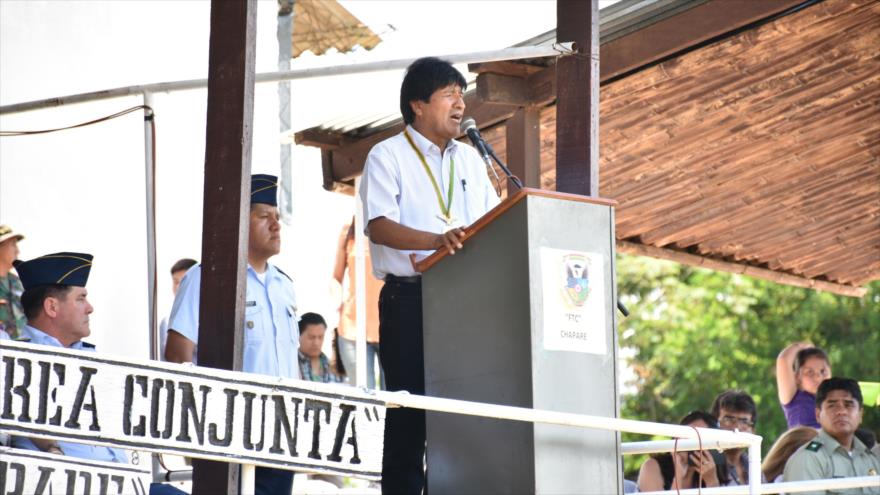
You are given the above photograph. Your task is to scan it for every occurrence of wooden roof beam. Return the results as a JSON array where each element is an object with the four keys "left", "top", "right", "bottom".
[{"left": 617, "top": 241, "right": 868, "bottom": 298}]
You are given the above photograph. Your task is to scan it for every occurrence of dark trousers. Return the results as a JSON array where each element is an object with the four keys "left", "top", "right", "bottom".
[
  {"left": 254, "top": 466, "right": 294, "bottom": 495},
  {"left": 378, "top": 277, "right": 426, "bottom": 494}
]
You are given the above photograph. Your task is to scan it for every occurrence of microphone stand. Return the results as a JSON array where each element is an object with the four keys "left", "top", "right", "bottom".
[{"left": 485, "top": 142, "right": 524, "bottom": 190}]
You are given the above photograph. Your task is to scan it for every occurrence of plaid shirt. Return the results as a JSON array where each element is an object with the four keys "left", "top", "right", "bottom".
[
  {"left": 298, "top": 351, "right": 343, "bottom": 383},
  {"left": 0, "top": 273, "right": 26, "bottom": 340}
]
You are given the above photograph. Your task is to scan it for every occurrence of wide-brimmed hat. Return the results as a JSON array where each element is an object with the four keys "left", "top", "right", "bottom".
[{"left": 0, "top": 225, "right": 24, "bottom": 244}]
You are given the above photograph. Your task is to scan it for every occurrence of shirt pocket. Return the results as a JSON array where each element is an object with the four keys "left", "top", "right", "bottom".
[{"left": 244, "top": 300, "right": 265, "bottom": 343}]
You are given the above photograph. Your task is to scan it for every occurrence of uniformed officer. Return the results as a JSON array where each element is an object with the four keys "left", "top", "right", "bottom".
[
  {"left": 784, "top": 377, "right": 880, "bottom": 494},
  {"left": 10, "top": 252, "right": 187, "bottom": 495},
  {"left": 164, "top": 174, "right": 299, "bottom": 494},
  {"left": 0, "top": 224, "right": 27, "bottom": 339}
]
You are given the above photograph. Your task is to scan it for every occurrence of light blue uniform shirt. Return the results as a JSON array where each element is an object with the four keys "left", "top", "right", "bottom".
[
  {"left": 168, "top": 264, "right": 301, "bottom": 379},
  {"left": 11, "top": 325, "right": 129, "bottom": 463}
]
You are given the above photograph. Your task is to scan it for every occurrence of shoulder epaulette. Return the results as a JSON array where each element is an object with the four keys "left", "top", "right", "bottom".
[
  {"left": 14, "top": 337, "right": 31, "bottom": 342},
  {"left": 805, "top": 440, "right": 823, "bottom": 452},
  {"left": 81, "top": 342, "right": 96, "bottom": 349},
  {"left": 275, "top": 267, "right": 292, "bottom": 282}
]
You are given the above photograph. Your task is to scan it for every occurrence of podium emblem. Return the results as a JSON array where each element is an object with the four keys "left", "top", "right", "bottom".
[{"left": 562, "top": 254, "right": 590, "bottom": 307}]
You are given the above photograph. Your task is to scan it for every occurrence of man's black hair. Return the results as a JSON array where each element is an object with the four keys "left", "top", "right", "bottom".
[
  {"left": 794, "top": 347, "right": 830, "bottom": 373},
  {"left": 20, "top": 285, "right": 72, "bottom": 321},
  {"left": 170, "top": 258, "right": 197, "bottom": 275},
  {"left": 298, "top": 312, "right": 327, "bottom": 334},
  {"left": 816, "top": 377, "right": 863, "bottom": 408},
  {"left": 399, "top": 57, "right": 467, "bottom": 125},
  {"left": 711, "top": 389, "right": 757, "bottom": 424}
]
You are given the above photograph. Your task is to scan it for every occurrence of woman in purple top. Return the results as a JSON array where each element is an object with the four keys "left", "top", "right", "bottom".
[{"left": 775, "top": 342, "right": 831, "bottom": 428}]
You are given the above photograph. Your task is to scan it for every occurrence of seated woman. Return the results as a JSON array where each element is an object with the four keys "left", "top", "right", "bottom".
[
  {"left": 776, "top": 342, "right": 831, "bottom": 428},
  {"left": 761, "top": 426, "right": 818, "bottom": 483},
  {"left": 637, "top": 411, "right": 728, "bottom": 491}
]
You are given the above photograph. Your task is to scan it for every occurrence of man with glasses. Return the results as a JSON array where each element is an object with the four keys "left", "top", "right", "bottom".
[
  {"left": 784, "top": 378, "right": 880, "bottom": 493},
  {"left": 711, "top": 390, "right": 758, "bottom": 485}
]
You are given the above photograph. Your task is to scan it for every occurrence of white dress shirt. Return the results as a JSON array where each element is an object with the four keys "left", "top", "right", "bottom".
[
  {"left": 168, "top": 263, "right": 301, "bottom": 379},
  {"left": 359, "top": 125, "right": 500, "bottom": 278}
]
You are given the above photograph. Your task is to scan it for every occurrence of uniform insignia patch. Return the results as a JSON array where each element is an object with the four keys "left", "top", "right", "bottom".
[{"left": 806, "top": 441, "right": 822, "bottom": 452}]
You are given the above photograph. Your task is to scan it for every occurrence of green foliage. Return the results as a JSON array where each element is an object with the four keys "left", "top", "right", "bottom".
[{"left": 616, "top": 254, "right": 880, "bottom": 479}]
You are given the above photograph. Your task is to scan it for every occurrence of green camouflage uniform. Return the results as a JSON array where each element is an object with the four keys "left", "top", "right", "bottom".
[
  {"left": 784, "top": 428, "right": 880, "bottom": 494},
  {"left": 0, "top": 273, "right": 26, "bottom": 340}
]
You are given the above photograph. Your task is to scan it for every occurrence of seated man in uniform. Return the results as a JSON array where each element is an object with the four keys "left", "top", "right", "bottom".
[
  {"left": 165, "top": 174, "right": 300, "bottom": 494},
  {"left": 11, "top": 252, "right": 186, "bottom": 495},
  {"left": 784, "top": 377, "right": 880, "bottom": 494}
]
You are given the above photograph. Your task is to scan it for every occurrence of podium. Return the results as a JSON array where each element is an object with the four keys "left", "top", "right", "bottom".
[{"left": 417, "top": 188, "right": 622, "bottom": 494}]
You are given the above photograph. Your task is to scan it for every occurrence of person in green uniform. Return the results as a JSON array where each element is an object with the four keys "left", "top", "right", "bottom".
[
  {"left": 0, "top": 225, "right": 26, "bottom": 339},
  {"left": 784, "top": 377, "right": 880, "bottom": 494}
]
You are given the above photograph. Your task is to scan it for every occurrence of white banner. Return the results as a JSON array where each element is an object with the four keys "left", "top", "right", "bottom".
[
  {"left": 0, "top": 446, "right": 152, "bottom": 495},
  {"left": 539, "top": 247, "right": 608, "bottom": 355},
  {"left": 0, "top": 340, "right": 384, "bottom": 479}
]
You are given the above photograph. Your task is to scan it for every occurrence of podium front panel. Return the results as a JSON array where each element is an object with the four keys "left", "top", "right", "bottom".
[{"left": 424, "top": 193, "right": 621, "bottom": 494}]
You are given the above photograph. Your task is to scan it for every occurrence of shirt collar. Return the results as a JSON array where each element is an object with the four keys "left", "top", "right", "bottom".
[
  {"left": 817, "top": 427, "right": 866, "bottom": 453},
  {"left": 405, "top": 124, "right": 458, "bottom": 156},
  {"left": 23, "top": 324, "right": 86, "bottom": 350}
]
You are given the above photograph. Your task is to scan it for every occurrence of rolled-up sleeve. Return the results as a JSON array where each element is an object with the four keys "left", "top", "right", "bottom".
[{"left": 360, "top": 144, "right": 401, "bottom": 232}]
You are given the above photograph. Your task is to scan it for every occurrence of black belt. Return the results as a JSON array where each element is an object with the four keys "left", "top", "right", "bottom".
[{"left": 385, "top": 274, "right": 422, "bottom": 284}]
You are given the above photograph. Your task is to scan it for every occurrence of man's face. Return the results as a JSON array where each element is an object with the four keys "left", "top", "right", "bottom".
[
  {"left": 797, "top": 356, "right": 831, "bottom": 395},
  {"left": 817, "top": 389, "right": 863, "bottom": 441},
  {"left": 410, "top": 84, "right": 465, "bottom": 144},
  {"left": 0, "top": 238, "right": 19, "bottom": 268},
  {"left": 717, "top": 407, "right": 755, "bottom": 433},
  {"left": 52, "top": 287, "right": 93, "bottom": 345},
  {"left": 299, "top": 323, "right": 326, "bottom": 359},
  {"left": 249, "top": 203, "right": 281, "bottom": 260},
  {"left": 171, "top": 269, "right": 187, "bottom": 296}
]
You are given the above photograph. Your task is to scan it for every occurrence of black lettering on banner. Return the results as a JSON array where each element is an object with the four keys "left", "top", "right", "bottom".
[
  {"left": 111, "top": 474, "right": 126, "bottom": 494},
  {"left": 0, "top": 461, "right": 26, "bottom": 495},
  {"left": 98, "top": 472, "right": 110, "bottom": 495},
  {"left": 243, "top": 392, "right": 268, "bottom": 451},
  {"left": 304, "top": 399, "right": 331, "bottom": 460},
  {"left": 150, "top": 378, "right": 175, "bottom": 439},
  {"left": 123, "top": 375, "right": 148, "bottom": 436},
  {"left": 78, "top": 471, "right": 93, "bottom": 494},
  {"left": 269, "top": 396, "right": 301, "bottom": 456},
  {"left": 1, "top": 357, "right": 32, "bottom": 422},
  {"left": 35, "top": 362, "right": 66, "bottom": 426},
  {"left": 176, "top": 382, "right": 209, "bottom": 444},
  {"left": 327, "top": 403, "right": 361, "bottom": 464},
  {"left": 34, "top": 466, "right": 55, "bottom": 495},
  {"left": 208, "top": 388, "right": 237, "bottom": 446},
  {"left": 64, "top": 468, "right": 76, "bottom": 495},
  {"left": 64, "top": 366, "right": 101, "bottom": 431}
]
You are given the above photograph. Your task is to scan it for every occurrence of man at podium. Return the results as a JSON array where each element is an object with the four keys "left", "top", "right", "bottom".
[{"left": 359, "top": 57, "right": 499, "bottom": 493}]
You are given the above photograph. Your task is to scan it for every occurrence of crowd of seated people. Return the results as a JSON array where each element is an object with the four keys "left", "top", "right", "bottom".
[{"left": 631, "top": 343, "right": 879, "bottom": 494}]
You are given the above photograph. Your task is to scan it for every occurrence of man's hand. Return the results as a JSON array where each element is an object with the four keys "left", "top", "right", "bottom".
[{"left": 433, "top": 228, "right": 466, "bottom": 255}]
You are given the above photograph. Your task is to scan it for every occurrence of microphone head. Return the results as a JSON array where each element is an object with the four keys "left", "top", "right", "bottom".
[{"left": 460, "top": 117, "right": 478, "bottom": 134}]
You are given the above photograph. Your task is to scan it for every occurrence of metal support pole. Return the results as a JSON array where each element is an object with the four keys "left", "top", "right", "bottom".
[
  {"left": 240, "top": 464, "right": 255, "bottom": 495},
  {"left": 354, "top": 177, "right": 367, "bottom": 388},
  {"left": 143, "top": 91, "right": 158, "bottom": 361},
  {"left": 748, "top": 439, "right": 762, "bottom": 494}
]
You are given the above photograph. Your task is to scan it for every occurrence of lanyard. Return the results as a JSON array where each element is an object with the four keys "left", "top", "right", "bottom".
[{"left": 404, "top": 129, "right": 455, "bottom": 224}]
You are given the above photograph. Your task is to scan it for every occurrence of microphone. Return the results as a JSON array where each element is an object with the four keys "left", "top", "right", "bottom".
[
  {"left": 460, "top": 117, "right": 491, "bottom": 165},
  {"left": 460, "top": 117, "right": 502, "bottom": 194},
  {"left": 460, "top": 117, "right": 523, "bottom": 191}
]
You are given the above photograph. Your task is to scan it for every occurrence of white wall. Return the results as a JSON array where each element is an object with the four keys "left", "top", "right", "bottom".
[{"left": 1, "top": 0, "right": 567, "bottom": 359}]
